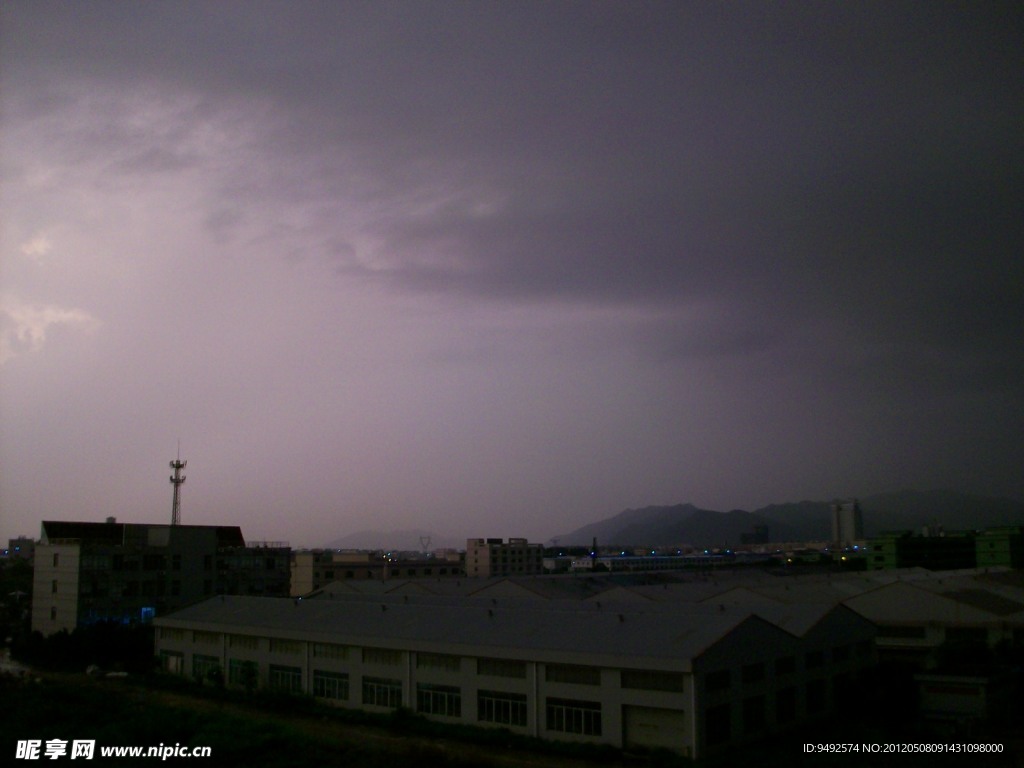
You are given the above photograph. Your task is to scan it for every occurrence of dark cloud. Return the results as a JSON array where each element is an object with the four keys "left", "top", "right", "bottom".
[{"left": 1, "top": 2, "right": 1022, "bottom": 544}]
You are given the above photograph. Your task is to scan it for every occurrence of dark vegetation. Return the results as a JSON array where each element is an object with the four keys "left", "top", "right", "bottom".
[
  {"left": 0, "top": 558, "right": 32, "bottom": 642},
  {"left": 0, "top": 670, "right": 672, "bottom": 768},
  {"left": 0, "top": 674, "right": 483, "bottom": 767},
  {"left": 5, "top": 625, "right": 669, "bottom": 768},
  {"left": 12, "top": 623, "right": 156, "bottom": 674}
]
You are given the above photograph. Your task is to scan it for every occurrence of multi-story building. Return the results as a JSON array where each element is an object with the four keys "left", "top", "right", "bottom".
[
  {"left": 154, "top": 594, "right": 875, "bottom": 758},
  {"left": 975, "top": 527, "right": 1024, "bottom": 569},
  {"left": 31, "top": 519, "right": 290, "bottom": 635},
  {"left": 868, "top": 530, "right": 977, "bottom": 571},
  {"left": 830, "top": 499, "right": 864, "bottom": 549},
  {"left": 466, "top": 538, "right": 543, "bottom": 578},
  {"left": 869, "top": 527, "right": 1024, "bottom": 572},
  {"left": 291, "top": 550, "right": 465, "bottom": 595}
]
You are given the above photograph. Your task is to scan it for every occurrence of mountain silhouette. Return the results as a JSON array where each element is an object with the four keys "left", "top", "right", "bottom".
[{"left": 554, "top": 490, "right": 1024, "bottom": 548}]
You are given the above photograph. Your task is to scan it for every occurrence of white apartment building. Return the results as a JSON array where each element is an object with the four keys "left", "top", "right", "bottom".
[{"left": 466, "top": 538, "right": 544, "bottom": 578}]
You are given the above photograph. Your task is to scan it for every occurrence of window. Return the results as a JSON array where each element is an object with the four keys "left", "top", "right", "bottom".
[
  {"left": 775, "top": 656, "right": 796, "bottom": 676},
  {"left": 228, "top": 659, "right": 258, "bottom": 688},
  {"left": 313, "top": 643, "right": 349, "bottom": 660},
  {"left": 477, "top": 657, "right": 526, "bottom": 678},
  {"left": 192, "top": 654, "right": 220, "bottom": 681},
  {"left": 805, "top": 650, "right": 825, "bottom": 669},
  {"left": 545, "top": 664, "right": 600, "bottom": 686},
  {"left": 806, "top": 679, "right": 827, "bottom": 711},
  {"left": 50, "top": 607, "right": 56, "bottom": 621},
  {"left": 832, "top": 672, "right": 852, "bottom": 709},
  {"left": 742, "top": 663, "right": 765, "bottom": 684},
  {"left": 832, "top": 645, "right": 850, "bottom": 663},
  {"left": 776, "top": 686, "right": 797, "bottom": 723},
  {"left": 705, "top": 669, "right": 731, "bottom": 692},
  {"left": 160, "top": 628, "right": 186, "bottom": 642},
  {"left": 362, "top": 677, "right": 402, "bottom": 708},
  {"left": 478, "top": 691, "right": 527, "bottom": 727},
  {"left": 193, "top": 631, "right": 220, "bottom": 645},
  {"left": 268, "top": 664, "right": 302, "bottom": 693},
  {"left": 416, "top": 684, "right": 461, "bottom": 717},
  {"left": 705, "top": 703, "right": 731, "bottom": 746},
  {"left": 742, "top": 695, "right": 766, "bottom": 733},
  {"left": 51, "top": 580, "right": 58, "bottom": 594},
  {"left": 363, "top": 647, "right": 402, "bottom": 666},
  {"left": 160, "top": 651, "right": 184, "bottom": 675},
  {"left": 53, "top": 553, "right": 59, "bottom": 567},
  {"left": 546, "top": 698, "right": 601, "bottom": 736},
  {"left": 621, "top": 669, "right": 685, "bottom": 692},
  {"left": 312, "top": 670, "right": 349, "bottom": 700},
  {"left": 417, "top": 653, "right": 461, "bottom": 672}
]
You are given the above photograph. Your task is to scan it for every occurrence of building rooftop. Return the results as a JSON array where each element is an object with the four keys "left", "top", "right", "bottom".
[
  {"left": 156, "top": 592, "right": 852, "bottom": 669},
  {"left": 40, "top": 520, "right": 246, "bottom": 547}
]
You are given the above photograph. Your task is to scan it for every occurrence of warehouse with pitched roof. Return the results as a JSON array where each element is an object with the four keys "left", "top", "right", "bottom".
[{"left": 154, "top": 593, "right": 874, "bottom": 757}]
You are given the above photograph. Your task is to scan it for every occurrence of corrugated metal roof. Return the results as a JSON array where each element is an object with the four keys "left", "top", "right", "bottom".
[{"left": 155, "top": 593, "right": 849, "bottom": 668}]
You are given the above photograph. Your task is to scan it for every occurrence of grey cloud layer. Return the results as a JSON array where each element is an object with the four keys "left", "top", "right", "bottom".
[{"left": 2, "top": 2, "right": 1021, "bottom": 541}]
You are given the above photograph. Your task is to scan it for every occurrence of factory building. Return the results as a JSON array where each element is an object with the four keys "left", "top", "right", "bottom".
[{"left": 154, "top": 593, "right": 875, "bottom": 758}]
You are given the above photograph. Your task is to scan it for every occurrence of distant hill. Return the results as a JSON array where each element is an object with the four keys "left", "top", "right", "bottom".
[
  {"left": 554, "top": 503, "right": 797, "bottom": 549},
  {"left": 555, "top": 490, "right": 1024, "bottom": 548}
]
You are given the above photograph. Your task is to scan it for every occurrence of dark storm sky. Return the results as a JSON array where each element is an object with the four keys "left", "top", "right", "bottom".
[{"left": 1, "top": 2, "right": 1021, "bottom": 546}]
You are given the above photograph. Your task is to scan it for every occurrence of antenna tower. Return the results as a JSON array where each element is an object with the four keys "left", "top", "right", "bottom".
[{"left": 169, "top": 446, "right": 187, "bottom": 526}]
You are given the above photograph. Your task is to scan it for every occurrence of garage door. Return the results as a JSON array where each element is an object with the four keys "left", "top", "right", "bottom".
[{"left": 622, "top": 705, "right": 685, "bottom": 752}]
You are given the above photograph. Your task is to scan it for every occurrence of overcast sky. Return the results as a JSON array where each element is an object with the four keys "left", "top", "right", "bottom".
[{"left": 2, "top": 2, "right": 1021, "bottom": 548}]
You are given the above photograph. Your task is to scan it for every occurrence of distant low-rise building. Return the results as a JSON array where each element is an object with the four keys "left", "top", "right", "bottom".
[
  {"left": 466, "top": 538, "right": 543, "bottom": 578},
  {"left": 868, "top": 530, "right": 977, "bottom": 571},
  {"left": 31, "top": 519, "right": 290, "bottom": 636},
  {"left": 3, "top": 537, "right": 35, "bottom": 563},
  {"left": 571, "top": 553, "right": 728, "bottom": 572},
  {"left": 291, "top": 550, "right": 464, "bottom": 595}
]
